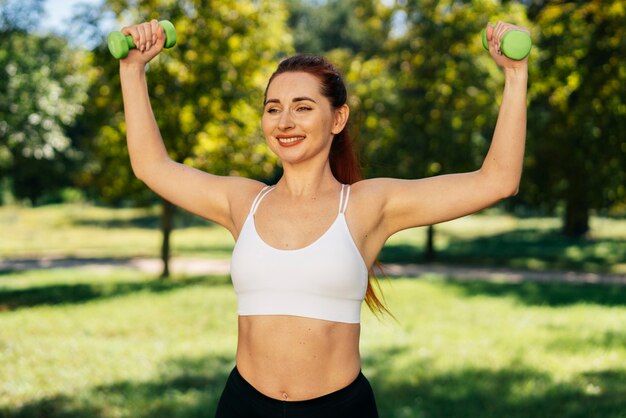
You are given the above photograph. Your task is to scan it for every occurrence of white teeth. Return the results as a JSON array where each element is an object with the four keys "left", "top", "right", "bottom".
[{"left": 277, "top": 136, "right": 305, "bottom": 143}]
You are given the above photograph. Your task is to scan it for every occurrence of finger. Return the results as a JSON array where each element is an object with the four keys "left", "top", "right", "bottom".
[
  {"left": 492, "top": 21, "right": 501, "bottom": 54},
  {"left": 486, "top": 23, "right": 499, "bottom": 56},
  {"left": 150, "top": 19, "right": 160, "bottom": 44},
  {"left": 136, "top": 24, "right": 147, "bottom": 52},
  {"left": 486, "top": 22, "right": 494, "bottom": 42},
  {"left": 143, "top": 22, "right": 153, "bottom": 49},
  {"left": 121, "top": 25, "right": 140, "bottom": 48},
  {"left": 494, "top": 21, "right": 509, "bottom": 55}
]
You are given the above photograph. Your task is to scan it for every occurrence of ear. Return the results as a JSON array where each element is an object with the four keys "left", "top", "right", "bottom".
[{"left": 331, "top": 104, "right": 350, "bottom": 135}]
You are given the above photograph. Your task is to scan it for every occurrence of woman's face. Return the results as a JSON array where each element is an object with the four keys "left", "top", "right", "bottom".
[{"left": 262, "top": 71, "right": 348, "bottom": 166}]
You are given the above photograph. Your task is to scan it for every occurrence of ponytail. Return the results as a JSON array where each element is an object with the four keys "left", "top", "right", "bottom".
[{"left": 330, "top": 127, "right": 393, "bottom": 319}]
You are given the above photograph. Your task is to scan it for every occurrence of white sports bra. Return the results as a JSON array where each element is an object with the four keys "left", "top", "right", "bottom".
[{"left": 230, "top": 184, "right": 368, "bottom": 323}]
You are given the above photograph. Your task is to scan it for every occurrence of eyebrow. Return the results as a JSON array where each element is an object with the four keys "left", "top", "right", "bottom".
[{"left": 264, "top": 96, "right": 317, "bottom": 106}]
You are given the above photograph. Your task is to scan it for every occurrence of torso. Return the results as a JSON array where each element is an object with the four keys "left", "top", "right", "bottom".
[
  {"left": 229, "top": 181, "right": 387, "bottom": 401},
  {"left": 235, "top": 316, "right": 361, "bottom": 400}
]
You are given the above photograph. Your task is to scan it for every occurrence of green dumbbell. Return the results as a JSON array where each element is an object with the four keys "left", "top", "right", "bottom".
[
  {"left": 107, "top": 20, "right": 177, "bottom": 59},
  {"left": 481, "top": 24, "right": 531, "bottom": 60}
]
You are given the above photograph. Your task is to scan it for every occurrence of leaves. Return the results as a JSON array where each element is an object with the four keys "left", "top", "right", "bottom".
[
  {"left": 523, "top": 0, "right": 626, "bottom": 234},
  {"left": 1, "top": 0, "right": 625, "bottom": 235},
  {"left": 0, "top": 14, "right": 90, "bottom": 202},
  {"left": 78, "top": 0, "right": 293, "bottom": 204}
]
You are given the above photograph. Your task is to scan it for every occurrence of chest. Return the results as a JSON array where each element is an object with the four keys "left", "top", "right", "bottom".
[{"left": 253, "top": 199, "right": 340, "bottom": 250}]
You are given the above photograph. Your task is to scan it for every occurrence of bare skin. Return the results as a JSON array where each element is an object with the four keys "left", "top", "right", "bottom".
[
  {"left": 236, "top": 316, "right": 361, "bottom": 400},
  {"left": 119, "top": 19, "right": 527, "bottom": 401}
]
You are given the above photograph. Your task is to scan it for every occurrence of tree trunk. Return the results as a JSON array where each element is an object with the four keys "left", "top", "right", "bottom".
[
  {"left": 563, "top": 195, "right": 589, "bottom": 238},
  {"left": 160, "top": 199, "right": 175, "bottom": 278},
  {"left": 424, "top": 224, "right": 436, "bottom": 262}
]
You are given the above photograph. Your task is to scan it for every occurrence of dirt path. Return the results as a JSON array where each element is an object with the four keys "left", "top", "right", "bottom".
[{"left": 1, "top": 256, "right": 625, "bottom": 286}]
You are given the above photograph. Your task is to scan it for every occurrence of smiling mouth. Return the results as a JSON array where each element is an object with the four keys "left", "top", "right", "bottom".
[{"left": 277, "top": 136, "right": 305, "bottom": 145}]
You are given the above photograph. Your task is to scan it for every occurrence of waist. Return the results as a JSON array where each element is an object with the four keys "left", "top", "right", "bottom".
[{"left": 235, "top": 315, "right": 361, "bottom": 401}]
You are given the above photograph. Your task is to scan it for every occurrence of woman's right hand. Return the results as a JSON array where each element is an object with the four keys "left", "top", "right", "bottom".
[{"left": 120, "top": 19, "right": 166, "bottom": 66}]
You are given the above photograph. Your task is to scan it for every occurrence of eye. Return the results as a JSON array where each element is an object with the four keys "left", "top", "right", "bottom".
[
  {"left": 266, "top": 107, "right": 280, "bottom": 114},
  {"left": 296, "top": 106, "right": 312, "bottom": 112}
]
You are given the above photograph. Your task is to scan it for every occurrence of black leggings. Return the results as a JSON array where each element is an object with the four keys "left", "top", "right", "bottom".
[{"left": 215, "top": 366, "right": 379, "bottom": 418}]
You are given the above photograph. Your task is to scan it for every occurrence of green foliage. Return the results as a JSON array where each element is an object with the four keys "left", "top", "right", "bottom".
[
  {"left": 523, "top": 0, "right": 626, "bottom": 236},
  {"left": 287, "top": 0, "right": 394, "bottom": 57},
  {"left": 2, "top": 0, "right": 625, "bottom": 241},
  {"left": 78, "top": 0, "right": 293, "bottom": 204},
  {"left": 0, "top": 0, "right": 89, "bottom": 204},
  {"left": 374, "top": 0, "right": 530, "bottom": 180}
]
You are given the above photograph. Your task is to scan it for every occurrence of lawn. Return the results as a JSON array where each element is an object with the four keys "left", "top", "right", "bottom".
[
  {"left": 1, "top": 204, "right": 626, "bottom": 417},
  {"left": 1, "top": 204, "right": 626, "bottom": 273},
  {"left": 1, "top": 267, "right": 626, "bottom": 417}
]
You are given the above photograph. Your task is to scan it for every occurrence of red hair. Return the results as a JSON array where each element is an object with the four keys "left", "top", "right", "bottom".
[{"left": 265, "top": 55, "right": 391, "bottom": 318}]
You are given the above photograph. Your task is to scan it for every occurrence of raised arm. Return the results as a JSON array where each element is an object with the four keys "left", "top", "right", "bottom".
[
  {"left": 369, "top": 21, "right": 529, "bottom": 237},
  {"left": 119, "top": 20, "right": 262, "bottom": 235}
]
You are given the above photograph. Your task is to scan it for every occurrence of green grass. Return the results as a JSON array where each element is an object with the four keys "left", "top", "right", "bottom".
[
  {"left": 1, "top": 269, "right": 237, "bottom": 417},
  {"left": 1, "top": 268, "right": 626, "bottom": 418},
  {"left": 0, "top": 204, "right": 234, "bottom": 259},
  {"left": 2, "top": 204, "right": 625, "bottom": 273},
  {"left": 1, "top": 204, "right": 626, "bottom": 416},
  {"left": 380, "top": 214, "right": 626, "bottom": 273}
]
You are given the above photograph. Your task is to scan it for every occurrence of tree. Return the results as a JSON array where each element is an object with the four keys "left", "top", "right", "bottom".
[
  {"left": 368, "top": 0, "right": 530, "bottom": 259},
  {"left": 78, "top": 0, "right": 293, "bottom": 276},
  {"left": 524, "top": 0, "right": 626, "bottom": 237},
  {"left": 0, "top": 0, "right": 89, "bottom": 204},
  {"left": 287, "top": 0, "right": 394, "bottom": 58}
]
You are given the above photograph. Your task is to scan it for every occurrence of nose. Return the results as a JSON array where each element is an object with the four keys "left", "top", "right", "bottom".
[{"left": 278, "top": 109, "right": 295, "bottom": 130}]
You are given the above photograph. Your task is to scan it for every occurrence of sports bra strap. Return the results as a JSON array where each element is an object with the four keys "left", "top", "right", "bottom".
[
  {"left": 250, "top": 185, "right": 275, "bottom": 215},
  {"left": 251, "top": 184, "right": 349, "bottom": 215},
  {"left": 339, "top": 184, "right": 351, "bottom": 214}
]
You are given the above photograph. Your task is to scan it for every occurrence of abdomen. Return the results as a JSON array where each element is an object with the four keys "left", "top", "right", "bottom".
[{"left": 235, "top": 315, "right": 361, "bottom": 401}]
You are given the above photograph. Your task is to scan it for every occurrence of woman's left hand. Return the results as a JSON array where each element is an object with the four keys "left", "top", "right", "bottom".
[{"left": 485, "top": 21, "right": 530, "bottom": 70}]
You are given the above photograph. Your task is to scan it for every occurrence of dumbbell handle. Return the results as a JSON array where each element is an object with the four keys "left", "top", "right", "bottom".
[
  {"left": 481, "top": 25, "right": 531, "bottom": 60},
  {"left": 107, "top": 20, "right": 176, "bottom": 59}
]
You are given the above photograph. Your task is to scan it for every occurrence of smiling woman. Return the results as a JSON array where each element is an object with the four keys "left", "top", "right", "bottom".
[
  {"left": 117, "top": 18, "right": 528, "bottom": 418},
  {"left": 263, "top": 75, "right": 346, "bottom": 162}
]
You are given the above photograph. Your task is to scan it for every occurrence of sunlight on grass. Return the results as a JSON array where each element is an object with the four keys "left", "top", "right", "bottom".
[
  {"left": 1, "top": 269, "right": 237, "bottom": 414},
  {"left": 361, "top": 277, "right": 626, "bottom": 417},
  {"left": 383, "top": 213, "right": 626, "bottom": 273},
  {"left": 2, "top": 204, "right": 625, "bottom": 273},
  {"left": 2, "top": 269, "right": 626, "bottom": 417},
  {"left": 0, "top": 204, "right": 233, "bottom": 259}
]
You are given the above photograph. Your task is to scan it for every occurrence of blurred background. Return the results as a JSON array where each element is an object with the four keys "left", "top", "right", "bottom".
[{"left": 1, "top": 0, "right": 625, "bottom": 417}]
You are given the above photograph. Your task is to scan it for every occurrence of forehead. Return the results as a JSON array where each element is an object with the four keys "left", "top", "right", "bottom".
[{"left": 265, "top": 72, "right": 323, "bottom": 101}]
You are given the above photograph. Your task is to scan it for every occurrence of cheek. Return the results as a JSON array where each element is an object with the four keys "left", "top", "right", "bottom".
[{"left": 261, "top": 115, "right": 272, "bottom": 135}]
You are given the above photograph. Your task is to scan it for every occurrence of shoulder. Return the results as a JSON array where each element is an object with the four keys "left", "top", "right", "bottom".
[
  {"left": 229, "top": 178, "right": 268, "bottom": 205},
  {"left": 227, "top": 178, "right": 269, "bottom": 235},
  {"left": 347, "top": 177, "right": 422, "bottom": 233},
  {"left": 346, "top": 178, "right": 394, "bottom": 219},
  {"left": 349, "top": 178, "right": 399, "bottom": 207}
]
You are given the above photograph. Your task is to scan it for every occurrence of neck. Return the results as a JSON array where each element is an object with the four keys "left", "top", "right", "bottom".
[{"left": 278, "top": 159, "right": 338, "bottom": 197}]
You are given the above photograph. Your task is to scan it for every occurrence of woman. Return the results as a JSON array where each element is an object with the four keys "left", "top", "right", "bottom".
[{"left": 119, "top": 19, "right": 528, "bottom": 418}]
